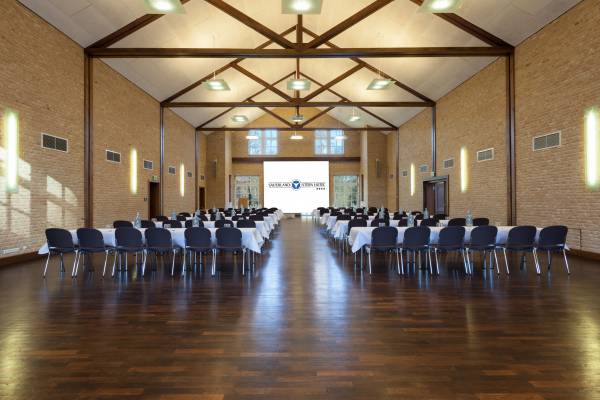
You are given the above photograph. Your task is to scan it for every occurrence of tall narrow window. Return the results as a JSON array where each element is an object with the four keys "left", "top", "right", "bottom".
[
  {"left": 248, "top": 129, "right": 278, "bottom": 155},
  {"left": 333, "top": 176, "right": 359, "bottom": 208},
  {"left": 3, "top": 109, "right": 19, "bottom": 193},
  {"left": 234, "top": 176, "right": 260, "bottom": 208},
  {"left": 315, "top": 130, "right": 344, "bottom": 155}
]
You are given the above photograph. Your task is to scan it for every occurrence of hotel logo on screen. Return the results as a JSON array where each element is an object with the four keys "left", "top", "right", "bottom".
[{"left": 268, "top": 179, "right": 326, "bottom": 191}]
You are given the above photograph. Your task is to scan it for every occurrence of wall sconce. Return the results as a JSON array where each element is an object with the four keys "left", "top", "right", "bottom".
[
  {"left": 585, "top": 108, "right": 599, "bottom": 188},
  {"left": 180, "top": 163, "right": 185, "bottom": 197},
  {"left": 3, "top": 109, "right": 19, "bottom": 193},
  {"left": 130, "top": 148, "right": 137, "bottom": 194},
  {"left": 410, "top": 163, "right": 415, "bottom": 196},
  {"left": 460, "top": 146, "right": 468, "bottom": 193}
]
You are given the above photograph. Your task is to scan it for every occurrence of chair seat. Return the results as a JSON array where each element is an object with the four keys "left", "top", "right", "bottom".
[
  {"left": 401, "top": 245, "right": 430, "bottom": 251},
  {"left": 147, "top": 246, "right": 175, "bottom": 252},
  {"left": 217, "top": 245, "right": 244, "bottom": 251},
  {"left": 368, "top": 245, "right": 397, "bottom": 252},
  {"left": 537, "top": 245, "right": 565, "bottom": 251},
  {"left": 186, "top": 245, "right": 212, "bottom": 252},
  {"left": 49, "top": 247, "right": 76, "bottom": 253},
  {"left": 504, "top": 245, "right": 535, "bottom": 251},
  {"left": 467, "top": 244, "right": 496, "bottom": 251},
  {"left": 79, "top": 247, "right": 109, "bottom": 253},
  {"left": 115, "top": 245, "right": 144, "bottom": 252},
  {"left": 434, "top": 244, "right": 464, "bottom": 251}
]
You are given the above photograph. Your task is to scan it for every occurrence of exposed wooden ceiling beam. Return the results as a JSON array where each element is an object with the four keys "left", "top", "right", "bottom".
[
  {"left": 232, "top": 64, "right": 293, "bottom": 101},
  {"left": 166, "top": 101, "right": 432, "bottom": 108},
  {"left": 199, "top": 127, "right": 396, "bottom": 132},
  {"left": 300, "top": 107, "right": 335, "bottom": 127},
  {"left": 306, "top": 0, "right": 394, "bottom": 49},
  {"left": 87, "top": 0, "right": 192, "bottom": 49},
  {"left": 300, "top": 72, "right": 398, "bottom": 129},
  {"left": 303, "top": 27, "right": 434, "bottom": 103},
  {"left": 302, "top": 65, "right": 363, "bottom": 102},
  {"left": 197, "top": 71, "right": 295, "bottom": 128},
  {"left": 87, "top": 46, "right": 511, "bottom": 58},
  {"left": 203, "top": 0, "right": 295, "bottom": 48},
  {"left": 162, "top": 26, "right": 296, "bottom": 103},
  {"left": 407, "top": 0, "right": 512, "bottom": 48}
]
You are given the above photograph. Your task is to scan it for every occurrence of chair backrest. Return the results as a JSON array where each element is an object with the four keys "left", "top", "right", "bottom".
[
  {"left": 506, "top": 226, "right": 537, "bottom": 248},
  {"left": 115, "top": 227, "right": 143, "bottom": 248},
  {"left": 155, "top": 216, "right": 168, "bottom": 222},
  {"left": 215, "top": 219, "right": 234, "bottom": 228},
  {"left": 185, "top": 219, "right": 204, "bottom": 228},
  {"left": 434, "top": 213, "right": 447, "bottom": 221},
  {"left": 200, "top": 214, "right": 208, "bottom": 221},
  {"left": 473, "top": 218, "right": 490, "bottom": 226},
  {"left": 45, "top": 228, "right": 74, "bottom": 250},
  {"left": 113, "top": 220, "right": 133, "bottom": 228},
  {"left": 164, "top": 220, "right": 182, "bottom": 228},
  {"left": 144, "top": 228, "right": 172, "bottom": 248},
  {"left": 448, "top": 218, "right": 466, "bottom": 226},
  {"left": 76, "top": 228, "right": 105, "bottom": 249},
  {"left": 140, "top": 220, "right": 155, "bottom": 229},
  {"left": 236, "top": 219, "right": 256, "bottom": 228},
  {"left": 179, "top": 212, "right": 191, "bottom": 218},
  {"left": 420, "top": 218, "right": 437, "bottom": 227},
  {"left": 470, "top": 225, "right": 498, "bottom": 248},
  {"left": 348, "top": 219, "right": 367, "bottom": 230},
  {"left": 397, "top": 219, "right": 408, "bottom": 227},
  {"left": 538, "top": 225, "right": 568, "bottom": 248},
  {"left": 250, "top": 215, "right": 264, "bottom": 221},
  {"left": 438, "top": 226, "right": 465, "bottom": 247},
  {"left": 371, "top": 218, "right": 389, "bottom": 227},
  {"left": 216, "top": 227, "right": 242, "bottom": 248},
  {"left": 372, "top": 227, "right": 398, "bottom": 248},
  {"left": 403, "top": 226, "right": 431, "bottom": 248},
  {"left": 337, "top": 215, "right": 351, "bottom": 221},
  {"left": 176, "top": 215, "right": 187, "bottom": 221},
  {"left": 184, "top": 227, "right": 212, "bottom": 248}
]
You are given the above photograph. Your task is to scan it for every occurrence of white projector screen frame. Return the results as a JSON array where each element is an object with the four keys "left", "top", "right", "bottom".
[{"left": 263, "top": 161, "right": 329, "bottom": 213}]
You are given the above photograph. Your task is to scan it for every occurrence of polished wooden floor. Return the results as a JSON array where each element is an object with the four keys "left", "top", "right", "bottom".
[{"left": 1, "top": 218, "right": 599, "bottom": 399}]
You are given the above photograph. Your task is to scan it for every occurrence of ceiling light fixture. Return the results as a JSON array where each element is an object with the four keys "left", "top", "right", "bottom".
[
  {"left": 282, "top": 0, "right": 323, "bottom": 14},
  {"left": 290, "top": 132, "right": 304, "bottom": 140},
  {"left": 287, "top": 79, "right": 311, "bottom": 91},
  {"left": 204, "top": 78, "right": 230, "bottom": 91},
  {"left": 231, "top": 115, "right": 249, "bottom": 123},
  {"left": 291, "top": 114, "right": 304, "bottom": 123},
  {"left": 420, "top": 0, "right": 463, "bottom": 13},
  {"left": 349, "top": 108, "right": 361, "bottom": 123},
  {"left": 144, "top": 0, "right": 186, "bottom": 14},
  {"left": 367, "top": 78, "right": 393, "bottom": 90}
]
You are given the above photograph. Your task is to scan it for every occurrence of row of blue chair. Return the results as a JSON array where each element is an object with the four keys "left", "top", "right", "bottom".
[
  {"left": 361, "top": 225, "right": 569, "bottom": 276},
  {"left": 43, "top": 227, "right": 252, "bottom": 279},
  {"left": 113, "top": 219, "right": 258, "bottom": 229}
]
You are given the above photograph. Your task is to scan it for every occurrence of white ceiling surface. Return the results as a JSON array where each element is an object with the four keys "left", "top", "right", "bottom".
[{"left": 19, "top": 0, "right": 582, "bottom": 129}]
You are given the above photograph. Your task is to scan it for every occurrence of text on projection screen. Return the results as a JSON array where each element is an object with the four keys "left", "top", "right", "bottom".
[{"left": 263, "top": 161, "right": 329, "bottom": 213}]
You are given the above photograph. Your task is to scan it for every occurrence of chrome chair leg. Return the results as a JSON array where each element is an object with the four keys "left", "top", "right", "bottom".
[
  {"left": 181, "top": 249, "right": 187, "bottom": 276},
  {"left": 434, "top": 249, "right": 440, "bottom": 275},
  {"left": 461, "top": 249, "right": 469, "bottom": 275},
  {"left": 71, "top": 251, "right": 81, "bottom": 277},
  {"left": 493, "top": 249, "right": 500, "bottom": 275},
  {"left": 111, "top": 251, "right": 118, "bottom": 277},
  {"left": 171, "top": 249, "right": 177, "bottom": 276},
  {"left": 395, "top": 249, "right": 401, "bottom": 275},
  {"left": 427, "top": 249, "right": 433, "bottom": 275},
  {"left": 400, "top": 249, "right": 405, "bottom": 275},
  {"left": 43, "top": 253, "right": 52, "bottom": 278},
  {"left": 503, "top": 248, "right": 510, "bottom": 274},
  {"left": 211, "top": 249, "right": 216, "bottom": 276},
  {"left": 102, "top": 250, "right": 109, "bottom": 277},
  {"left": 242, "top": 248, "right": 246, "bottom": 276},
  {"left": 141, "top": 250, "right": 147, "bottom": 276},
  {"left": 563, "top": 249, "right": 570, "bottom": 274},
  {"left": 59, "top": 253, "right": 65, "bottom": 272},
  {"left": 367, "top": 248, "right": 372, "bottom": 275},
  {"left": 532, "top": 248, "right": 541, "bottom": 275}
]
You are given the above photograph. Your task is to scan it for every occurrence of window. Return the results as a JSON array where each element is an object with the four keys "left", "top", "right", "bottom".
[
  {"left": 234, "top": 176, "right": 260, "bottom": 208},
  {"left": 248, "top": 129, "right": 278, "bottom": 155},
  {"left": 315, "top": 130, "right": 345, "bottom": 155},
  {"left": 106, "top": 150, "right": 121, "bottom": 163},
  {"left": 41, "top": 133, "right": 68, "bottom": 152},
  {"left": 333, "top": 176, "right": 359, "bottom": 208}
]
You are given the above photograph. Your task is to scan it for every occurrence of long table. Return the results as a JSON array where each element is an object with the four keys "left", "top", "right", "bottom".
[
  {"left": 38, "top": 227, "right": 265, "bottom": 255},
  {"left": 349, "top": 226, "right": 542, "bottom": 254}
]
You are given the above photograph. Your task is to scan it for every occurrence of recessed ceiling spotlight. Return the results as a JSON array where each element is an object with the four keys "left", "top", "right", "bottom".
[
  {"left": 204, "top": 79, "right": 230, "bottom": 91},
  {"left": 231, "top": 115, "right": 249, "bottom": 123},
  {"left": 367, "top": 78, "right": 393, "bottom": 90},
  {"left": 282, "top": 0, "right": 323, "bottom": 14},
  {"left": 420, "top": 0, "right": 463, "bottom": 13},
  {"left": 291, "top": 114, "right": 304, "bottom": 123},
  {"left": 290, "top": 132, "right": 304, "bottom": 140},
  {"left": 144, "top": 0, "right": 186, "bottom": 14},
  {"left": 287, "top": 79, "right": 311, "bottom": 91}
]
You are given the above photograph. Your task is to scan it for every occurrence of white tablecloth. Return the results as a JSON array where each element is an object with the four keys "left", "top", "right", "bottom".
[
  {"left": 332, "top": 218, "right": 397, "bottom": 238},
  {"left": 202, "top": 220, "right": 270, "bottom": 239},
  {"left": 349, "top": 226, "right": 542, "bottom": 253},
  {"left": 39, "top": 227, "right": 264, "bottom": 255}
]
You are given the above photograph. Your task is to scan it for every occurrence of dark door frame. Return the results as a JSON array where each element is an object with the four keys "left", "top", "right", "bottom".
[{"left": 422, "top": 175, "right": 449, "bottom": 215}]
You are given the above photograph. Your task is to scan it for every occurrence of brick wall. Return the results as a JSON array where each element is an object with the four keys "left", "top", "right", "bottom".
[
  {"left": 515, "top": 0, "right": 600, "bottom": 252},
  {"left": 398, "top": 109, "right": 432, "bottom": 213},
  {"left": 386, "top": 131, "right": 398, "bottom": 210},
  {"left": 0, "top": 0, "right": 84, "bottom": 257},
  {"left": 436, "top": 58, "right": 507, "bottom": 224}
]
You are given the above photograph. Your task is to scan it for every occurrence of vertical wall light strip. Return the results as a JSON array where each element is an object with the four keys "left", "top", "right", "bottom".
[
  {"left": 460, "top": 147, "right": 468, "bottom": 193},
  {"left": 130, "top": 148, "right": 138, "bottom": 194},
  {"left": 180, "top": 163, "right": 185, "bottom": 197},
  {"left": 4, "top": 109, "right": 19, "bottom": 193},
  {"left": 410, "top": 163, "right": 415, "bottom": 196},
  {"left": 585, "top": 108, "right": 600, "bottom": 188}
]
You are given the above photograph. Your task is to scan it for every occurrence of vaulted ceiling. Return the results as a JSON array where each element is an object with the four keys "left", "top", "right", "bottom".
[{"left": 19, "top": 0, "right": 582, "bottom": 129}]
